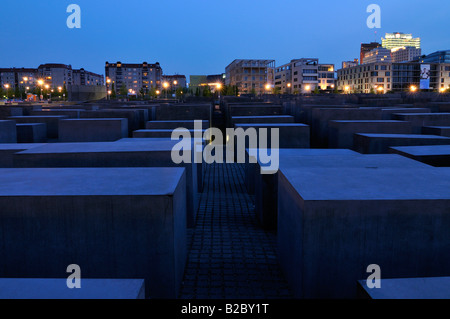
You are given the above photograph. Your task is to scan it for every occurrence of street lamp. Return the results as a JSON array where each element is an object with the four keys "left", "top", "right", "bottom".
[
  {"left": 344, "top": 86, "right": 350, "bottom": 94},
  {"left": 163, "top": 82, "right": 169, "bottom": 99},
  {"left": 106, "top": 78, "right": 111, "bottom": 100},
  {"left": 410, "top": 85, "right": 417, "bottom": 93},
  {"left": 287, "top": 83, "right": 291, "bottom": 94},
  {"left": 265, "top": 83, "right": 272, "bottom": 94},
  {"left": 38, "top": 80, "right": 44, "bottom": 100}
]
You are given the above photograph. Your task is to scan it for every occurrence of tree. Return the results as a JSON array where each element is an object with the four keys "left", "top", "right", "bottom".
[
  {"left": 111, "top": 83, "right": 116, "bottom": 99},
  {"left": 195, "top": 87, "right": 200, "bottom": 97},
  {"left": 202, "top": 85, "right": 212, "bottom": 97},
  {"left": 119, "top": 83, "right": 128, "bottom": 96},
  {"left": 139, "top": 87, "right": 145, "bottom": 99},
  {"left": 148, "top": 86, "right": 157, "bottom": 99},
  {"left": 176, "top": 87, "right": 184, "bottom": 99},
  {"left": 313, "top": 86, "right": 320, "bottom": 94},
  {"left": 14, "top": 86, "right": 21, "bottom": 99},
  {"left": 369, "top": 87, "right": 375, "bottom": 94}
]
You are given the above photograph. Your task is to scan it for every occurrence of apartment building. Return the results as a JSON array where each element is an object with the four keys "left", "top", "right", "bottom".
[
  {"left": 0, "top": 68, "right": 39, "bottom": 90},
  {"left": 337, "top": 62, "right": 392, "bottom": 93},
  {"left": 225, "top": 59, "right": 275, "bottom": 95},
  {"left": 72, "top": 68, "right": 104, "bottom": 86},
  {"left": 363, "top": 48, "right": 392, "bottom": 64},
  {"left": 274, "top": 58, "right": 335, "bottom": 94},
  {"left": 391, "top": 47, "right": 422, "bottom": 63},
  {"left": 162, "top": 75, "right": 187, "bottom": 90},
  {"left": 105, "top": 61, "right": 162, "bottom": 94}
]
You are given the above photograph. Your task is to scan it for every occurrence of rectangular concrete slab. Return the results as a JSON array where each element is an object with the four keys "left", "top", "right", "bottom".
[
  {"left": 357, "top": 277, "right": 450, "bottom": 299},
  {"left": 16, "top": 123, "right": 47, "bottom": 143},
  {"left": 0, "top": 143, "right": 47, "bottom": 168},
  {"left": 13, "top": 141, "right": 199, "bottom": 227},
  {"left": 30, "top": 109, "right": 83, "bottom": 118},
  {"left": 392, "top": 113, "right": 450, "bottom": 133},
  {"left": 278, "top": 167, "right": 450, "bottom": 299},
  {"left": 0, "top": 278, "right": 145, "bottom": 299},
  {"left": 8, "top": 116, "right": 69, "bottom": 138},
  {"left": 380, "top": 108, "right": 431, "bottom": 120},
  {"left": 328, "top": 120, "right": 412, "bottom": 149},
  {"left": 255, "top": 154, "right": 431, "bottom": 230},
  {"left": 422, "top": 126, "right": 450, "bottom": 137},
  {"left": 354, "top": 133, "right": 450, "bottom": 154},
  {"left": 231, "top": 115, "right": 295, "bottom": 126},
  {"left": 0, "top": 120, "right": 17, "bottom": 143},
  {"left": 0, "top": 167, "right": 187, "bottom": 299},
  {"left": 390, "top": 145, "right": 450, "bottom": 167},
  {"left": 59, "top": 118, "right": 128, "bottom": 142},
  {"left": 234, "top": 123, "right": 310, "bottom": 149},
  {"left": 146, "top": 120, "right": 209, "bottom": 130}
]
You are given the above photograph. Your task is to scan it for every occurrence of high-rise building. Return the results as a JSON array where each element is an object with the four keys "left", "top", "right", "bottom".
[
  {"left": 225, "top": 59, "right": 275, "bottom": 95},
  {"left": 0, "top": 68, "right": 39, "bottom": 91},
  {"left": 72, "top": 68, "right": 104, "bottom": 86},
  {"left": 382, "top": 32, "right": 421, "bottom": 50},
  {"left": 105, "top": 61, "right": 162, "bottom": 94},
  {"left": 274, "top": 58, "right": 335, "bottom": 94},
  {"left": 421, "top": 50, "right": 450, "bottom": 63},
  {"left": 363, "top": 48, "right": 392, "bottom": 64},
  {"left": 360, "top": 42, "right": 381, "bottom": 64},
  {"left": 391, "top": 47, "right": 422, "bottom": 63}
]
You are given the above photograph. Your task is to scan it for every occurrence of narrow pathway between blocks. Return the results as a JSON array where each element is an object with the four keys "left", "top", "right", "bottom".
[{"left": 179, "top": 162, "right": 293, "bottom": 299}]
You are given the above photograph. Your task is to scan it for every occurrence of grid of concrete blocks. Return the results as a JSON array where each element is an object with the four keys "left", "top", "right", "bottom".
[{"left": 0, "top": 94, "right": 449, "bottom": 299}]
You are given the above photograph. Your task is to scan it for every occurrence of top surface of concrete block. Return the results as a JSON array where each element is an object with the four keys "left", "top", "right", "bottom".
[
  {"left": 0, "top": 167, "right": 184, "bottom": 196},
  {"left": 16, "top": 140, "right": 187, "bottom": 155},
  {"left": 357, "top": 133, "right": 450, "bottom": 139},
  {"left": 390, "top": 145, "right": 450, "bottom": 156},
  {"left": 0, "top": 278, "right": 144, "bottom": 299},
  {"left": 235, "top": 123, "right": 309, "bottom": 127},
  {"left": 247, "top": 148, "right": 358, "bottom": 158},
  {"left": 0, "top": 143, "right": 47, "bottom": 151},
  {"left": 280, "top": 167, "right": 450, "bottom": 201},
  {"left": 358, "top": 277, "right": 450, "bottom": 299}
]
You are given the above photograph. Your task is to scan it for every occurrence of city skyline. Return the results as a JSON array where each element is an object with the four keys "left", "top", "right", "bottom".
[{"left": 1, "top": 0, "right": 450, "bottom": 79}]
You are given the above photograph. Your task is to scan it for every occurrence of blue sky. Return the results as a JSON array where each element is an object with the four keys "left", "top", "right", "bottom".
[{"left": 1, "top": 0, "right": 449, "bottom": 79}]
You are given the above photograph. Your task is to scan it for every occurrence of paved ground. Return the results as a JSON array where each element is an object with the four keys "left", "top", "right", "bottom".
[{"left": 179, "top": 162, "right": 292, "bottom": 299}]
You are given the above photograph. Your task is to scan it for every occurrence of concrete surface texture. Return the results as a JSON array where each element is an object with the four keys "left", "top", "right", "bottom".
[
  {"left": 59, "top": 118, "right": 128, "bottom": 142},
  {"left": 16, "top": 123, "right": 47, "bottom": 143},
  {"left": 390, "top": 145, "right": 450, "bottom": 167},
  {"left": 278, "top": 167, "right": 450, "bottom": 298},
  {"left": 353, "top": 133, "right": 450, "bottom": 154},
  {"left": 0, "top": 167, "right": 187, "bottom": 299},
  {"left": 0, "top": 120, "right": 17, "bottom": 143},
  {"left": 0, "top": 278, "right": 145, "bottom": 299}
]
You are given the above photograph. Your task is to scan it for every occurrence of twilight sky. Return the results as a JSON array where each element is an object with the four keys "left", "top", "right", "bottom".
[{"left": 1, "top": 0, "right": 449, "bottom": 80}]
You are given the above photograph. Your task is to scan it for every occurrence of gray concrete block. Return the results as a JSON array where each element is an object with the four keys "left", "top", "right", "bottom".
[
  {"left": 390, "top": 145, "right": 450, "bottom": 167},
  {"left": 0, "top": 278, "right": 145, "bottom": 299},
  {"left": 392, "top": 113, "right": 450, "bottom": 133},
  {"left": 146, "top": 120, "right": 209, "bottom": 130},
  {"left": 328, "top": 120, "right": 412, "bottom": 149},
  {"left": 16, "top": 123, "right": 47, "bottom": 143},
  {"left": 59, "top": 119, "right": 128, "bottom": 142},
  {"left": 153, "top": 104, "right": 211, "bottom": 121},
  {"left": 231, "top": 116, "right": 295, "bottom": 126},
  {"left": 278, "top": 167, "right": 450, "bottom": 298},
  {"left": 234, "top": 123, "right": 310, "bottom": 149},
  {"left": 422, "top": 126, "right": 450, "bottom": 137},
  {"left": 311, "top": 108, "right": 383, "bottom": 147},
  {"left": 0, "top": 143, "right": 47, "bottom": 167},
  {"left": 353, "top": 133, "right": 450, "bottom": 154},
  {"left": 30, "top": 109, "right": 83, "bottom": 118},
  {"left": 133, "top": 129, "right": 205, "bottom": 139},
  {"left": 255, "top": 154, "right": 430, "bottom": 230},
  {"left": 0, "top": 120, "right": 17, "bottom": 143},
  {"left": 357, "top": 277, "right": 450, "bottom": 299},
  {"left": 381, "top": 108, "right": 431, "bottom": 120},
  {"left": 8, "top": 116, "right": 69, "bottom": 138},
  {"left": 0, "top": 167, "right": 187, "bottom": 299},
  {"left": 80, "top": 110, "right": 141, "bottom": 134},
  {"left": 13, "top": 141, "right": 199, "bottom": 227}
]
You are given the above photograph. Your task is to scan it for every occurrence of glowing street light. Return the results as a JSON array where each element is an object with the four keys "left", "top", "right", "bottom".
[
  {"left": 440, "top": 87, "right": 446, "bottom": 93},
  {"left": 410, "top": 85, "right": 417, "bottom": 92},
  {"left": 305, "top": 85, "right": 311, "bottom": 92},
  {"left": 265, "top": 83, "right": 272, "bottom": 92},
  {"left": 344, "top": 86, "right": 350, "bottom": 93}
]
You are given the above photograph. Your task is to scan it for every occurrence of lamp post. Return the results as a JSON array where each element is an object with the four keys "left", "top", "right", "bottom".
[
  {"left": 38, "top": 80, "right": 44, "bottom": 101},
  {"left": 106, "top": 78, "right": 111, "bottom": 100},
  {"left": 163, "top": 82, "right": 169, "bottom": 99},
  {"left": 287, "top": 82, "right": 291, "bottom": 94},
  {"left": 45, "top": 84, "right": 50, "bottom": 101},
  {"left": 4, "top": 84, "right": 10, "bottom": 100}
]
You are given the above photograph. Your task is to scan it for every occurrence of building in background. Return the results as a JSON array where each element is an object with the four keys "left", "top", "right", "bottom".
[
  {"left": 162, "top": 75, "right": 187, "bottom": 91},
  {"left": 189, "top": 74, "right": 225, "bottom": 94},
  {"left": 225, "top": 59, "right": 275, "bottom": 95},
  {"left": 363, "top": 47, "right": 392, "bottom": 64},
  {"left": 0, "top": 68, "right": 38, "bottom": 91},
  {"left": 337, "top": 62, "right": 392, "bottom": 93},
  {"left": 382, "top": 32, "right": 421, "bottom": 50},
  {"left": 105, "top": 61, "right": 162, "bottom": 95},
  {"left": 391, "top": 47, "right": 422, "bottom": 63},
  {"left": 275, "top": 58, "right": 335, "bottom": 94},
  {"left": 420, "top": 50, "right": 450, "bottom": 64},
  {"left": 1, "top": 64, "right": 102, "bottom": 92},
  {"left": 360, "top": 42, "right": 381, "bottom": 65},
  {"left": 342, "top": 59, "right": 359, "bottom": 69},
  {"left": 72, "top": 68, "right": 104, "bottom": 86}
]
